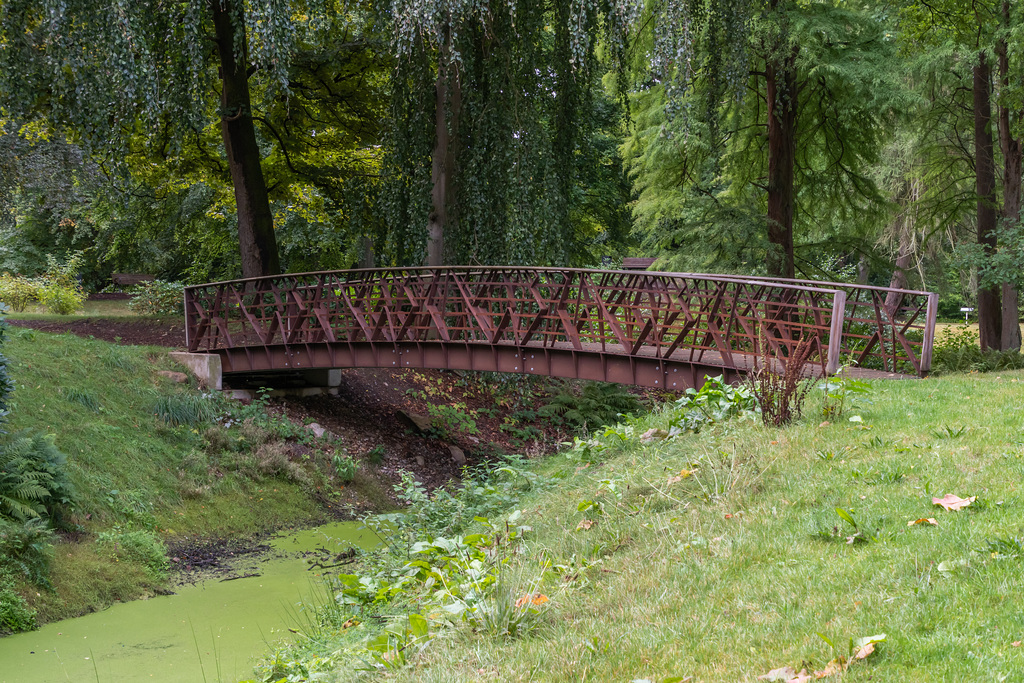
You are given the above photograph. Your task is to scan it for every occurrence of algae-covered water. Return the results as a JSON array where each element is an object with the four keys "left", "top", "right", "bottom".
[{"left": 0, "top": 522, "right": 376, "bottom": 683}]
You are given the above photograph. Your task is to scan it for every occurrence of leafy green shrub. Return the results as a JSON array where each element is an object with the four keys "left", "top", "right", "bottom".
[
  {"left": 425, "top": 402, "right": 479, "bottom": 439},
  {"left": 818, "top": 369, "right": 871, "bottom": 419},
  {"left": 36, "top": 283, "right": 87, "bottom": 315},
  {"left": 0, "top": 517, "right": 54, "bottom": 587},
  {"left": 372, "top": 460, "right": 540, "bottom": 548},
  {"left": 103, "top": 489, "right": 157, "bottom": 529},
  {"left": 224, "top": 389, "right": 305, "bottom": 441},
  {"left": 128, "top": 279, "right": 185, "bottom": 316},
  {"left": 0, "top": 274, "right": 40, "bottom": 312},
  {"left": 36, "top": 253, "right": 87, "bottom": 315},
  {"left": 333, "top": 454, "right": 357, "bottom": 482},
  {"left": 0, "top": 431, "right": 76, "bottom": 527},
  {"left": 933, "top": 324, "right": 978, "bottom": 356},
  {"left": 366, "top": 444, "right": 386, "bottom": 465},
  {"left": 936, "top": 294, "right": 971, "bottom": 321},
  {"left": 96, "top": 528, "right": 169, "bottom": 580},
  {"left": 671, "top": 374, "right": 758, "bottom": 432},
  {"left": 0, "top": 578, "right": 37, "bottom": 634},
  {"left": 538, "top": 381, "right": 642, "bottom": 432},
  {"left": 0, "top": 519, "right": 50, "bottom": 634},
  {"left": 931, "top": 324, "right": 1024, "bottom": 374}
]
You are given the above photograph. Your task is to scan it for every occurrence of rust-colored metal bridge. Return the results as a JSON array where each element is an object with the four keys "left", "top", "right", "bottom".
[{"left": 183, "top": 267, "right": 938, "bottom": 390}]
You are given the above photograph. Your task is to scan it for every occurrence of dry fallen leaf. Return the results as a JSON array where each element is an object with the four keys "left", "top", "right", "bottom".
[
  {"left": 759, "top": 635, "right": 883, "bottom": 682},
  {"left": 907, "top": 517, "right": 939, "bottom": 527},
  {"left": 758, "top": 667, "right": 798, "bottom": 681},
  {"left": 576, "top": 519, "right": 595, "bottom": 531},
  {"left": 640, "top": 428, "right": 669, "bottom": 442},
  {"left": 814, "top": 658, "right": 845, "bottom": 677},
  {"left": 515, "top": 593, "right": 548, "bottom": 609},
  {"left": 853, "top": 642, "right": 876, "bottom": 660},
  {"left": 667, "top": 469, "right": 693, "bottom": 485},
  {"left": 933, "top": 494, "right": 976, "bottom": 511},
  {"left": 1014, "top": 641, "right": 1022, "bottom": 648}
]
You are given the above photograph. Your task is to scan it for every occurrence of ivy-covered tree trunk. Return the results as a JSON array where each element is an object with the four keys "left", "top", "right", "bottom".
[
  {"left": 885, "top": 248, "right": 913, "bottom": 312},
  {"left": 997, "top": 2, "right": 1022, "bottom": 351},
  {"left": 856, "top": 254, "right": 871, "bottom": 285},
  {"left": 765, "top": 50, "right": 798, "bottom": 279},
  {"left": 212, "top": 0, "right": 280, "bottom": 278},
  {"left": 974, "top": 53, "right": 1001, "bottom": 351},
  {"left": 427, "top": 43, "right": 461, "bottom": 267}
]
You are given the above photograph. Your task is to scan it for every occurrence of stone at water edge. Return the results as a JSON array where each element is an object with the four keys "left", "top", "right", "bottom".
[
  {"left": 397, "top": 410, "right": 432, "bottom": 433},
  {"left": 449, "top": 445, "right": 467, "bottom": 465},
  {"left": 305, "top": 422, "right": 335, "bottom": 439}
]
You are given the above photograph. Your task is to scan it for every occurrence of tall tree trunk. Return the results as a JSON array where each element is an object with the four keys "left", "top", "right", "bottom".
[
  {"left": 998, "top": 2, "right": 1022, "bottom": 351},
  {"left": 974, "top": 52, "right": 1001, "bottom": 351},
  {"left": 885, "top": 248, "right": 913, "bottom": 313},
  {"left": 856, "top": 254, "right": 871, "bottom": 285},
  {"left": 766, "top": 50, "right": 798, "bottom": 279},
  {"left": 427, "top": 42, "right": 461, "bottom": 267},
  {"left": 885, "top": 178, "right": 921, "bottom": 313},
  {"left": 358, "top": 236, "right": 375, "bottom": 269},
  {"left": 212, "top": 0, "right": 280, "bottom": 278}
]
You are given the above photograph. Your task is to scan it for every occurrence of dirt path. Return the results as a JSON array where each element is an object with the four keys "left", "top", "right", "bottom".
[{"left": 8, "top": 317, "right": 186, "bottom": 348}]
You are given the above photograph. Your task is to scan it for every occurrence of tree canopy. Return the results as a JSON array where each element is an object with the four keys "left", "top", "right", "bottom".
[{"left": 0, "top": 0, "right": 1019, "bottom": 346}]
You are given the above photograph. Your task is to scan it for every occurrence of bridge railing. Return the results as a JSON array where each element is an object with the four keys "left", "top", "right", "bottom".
[{"left": 184, "top": 267, "right": 936, "bottom": 376}]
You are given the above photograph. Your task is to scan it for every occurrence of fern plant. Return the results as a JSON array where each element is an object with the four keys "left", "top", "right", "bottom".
[
  {"left": 0, "top": 432, "right": 76, "bottom": 525},
  {"left": 539, "top": 381, "right": 642, "bottom": 433}
]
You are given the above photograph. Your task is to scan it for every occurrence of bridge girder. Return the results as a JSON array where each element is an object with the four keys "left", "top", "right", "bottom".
[{"left": 219, "top": 341, "right": 744, "bottom": 390}]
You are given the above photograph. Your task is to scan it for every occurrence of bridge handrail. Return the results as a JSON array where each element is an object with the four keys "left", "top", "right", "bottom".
[
  {"left": 185, "top": 265, "right": 933, "bottom": 297},
  {"left": 184, "top": 267, "right": 936, "bottom": 377}
]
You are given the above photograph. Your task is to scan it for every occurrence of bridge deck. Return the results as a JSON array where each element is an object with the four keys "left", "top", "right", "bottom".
[{"left": 185, "top": 267, "right": 936, "bottom": 389}]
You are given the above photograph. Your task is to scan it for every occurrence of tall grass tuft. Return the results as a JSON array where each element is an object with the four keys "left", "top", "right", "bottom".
[
  {"left": 152, "top": 394, "right": 215, "bottom": 427},
  {"left": 99, "top": 348, "right": 139, "bottom": 372},
  {"left": 64, "top": 387, "right": 101, "bottom": 412}
]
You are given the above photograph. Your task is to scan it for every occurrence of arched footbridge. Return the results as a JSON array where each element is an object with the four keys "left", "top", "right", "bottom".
[{"left": 184, "top": 267, "right": 938, "bottom": 390}]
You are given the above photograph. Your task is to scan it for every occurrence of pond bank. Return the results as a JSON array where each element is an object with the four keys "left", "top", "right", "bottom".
[{"left": 0, "top": 521, "right": 376, "bottom": 683}]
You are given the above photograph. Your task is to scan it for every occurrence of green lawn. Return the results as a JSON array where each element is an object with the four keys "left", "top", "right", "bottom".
[
  {"left": 9, "top": 298, "right": 138, "bottom": 319},
  {"left": 265, "top": 370, "right": 1024, "bottom": 682}
]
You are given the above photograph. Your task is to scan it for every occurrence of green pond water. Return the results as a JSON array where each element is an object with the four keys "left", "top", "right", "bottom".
[{"left": 0, "top": 522, "right": 376, "bottom": 683}]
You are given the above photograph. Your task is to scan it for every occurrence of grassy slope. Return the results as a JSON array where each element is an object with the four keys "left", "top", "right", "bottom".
[
  {"left": 4, "top": 326, "right": 324, "bottom": 622},
  {"left": 9, "top": 299, "right": 140, "bottom": 319},
  {"left": 362, "top": 372, "right": 1024, "bottom": 682}
]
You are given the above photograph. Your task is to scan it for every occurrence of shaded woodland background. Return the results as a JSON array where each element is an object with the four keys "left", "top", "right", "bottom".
[{"left": 0, "top": 0, "right": 1021, "bottom": 347}]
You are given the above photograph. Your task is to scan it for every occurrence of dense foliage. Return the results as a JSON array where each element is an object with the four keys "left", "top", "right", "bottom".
[{"left": 0, "top": 0, "right": 1018, "bottom": 353}]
